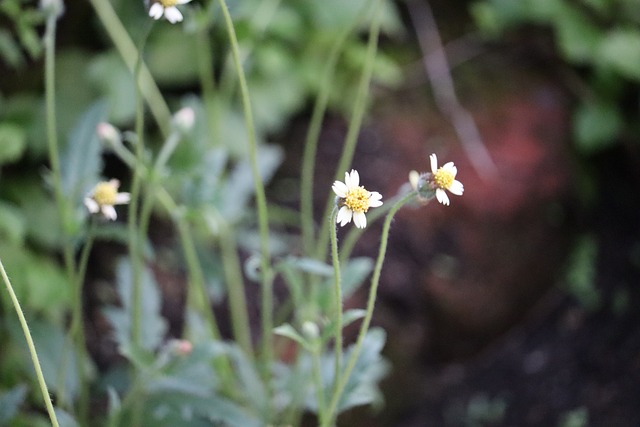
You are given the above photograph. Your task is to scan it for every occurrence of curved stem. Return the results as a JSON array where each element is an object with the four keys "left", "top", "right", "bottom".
[
  {"left": 88, "top": 0, "right": 171, "bottom": 137},
  {"left": 322, "top": 191, "right": 415, "bottom": 426},
  {"left": 0, "top": 258, "right": 60, "bottom": 427},
  {"left": 314, "top": 0, "right": 383, "bottom": 263},
  {"left": 329, "top": 207, "right": 342, "bottom": 401},
  {"left": 216, "top": 0, "right": 274, "bottom": 390},
  {"left": 300, "top": 14, "right": 362, "bottom": 256}
]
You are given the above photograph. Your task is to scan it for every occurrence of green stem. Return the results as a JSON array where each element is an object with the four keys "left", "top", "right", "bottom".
[
  {"left": 322, "top": 191, "right": 415, "bottom": 427},
  {"left": 314, "top": 0, "right": 382, "bottom": 263},
  {"left": 44, "top": 10, "right": 85, "bottom": 414},
  {"left": 339, "top": 193, "right": 404, "bottom": 263},
  {"left": 216, "top": 0, "right": 274, "bottom": 388},
  {"left": 128, "top": 20, "right": 153, "bottom": 352},
  {"left": 88, "top": 0, "right": 171, "bottom": 137},
  {"left": 195, "top": 27, "right": 221, "bottom": 146},
  {"left": 311, "top": 347, "right": 327, "bottom": 426},
  {"left": 219, "top": 225, "right": 254, "bottom": 357},
  {"left": 300, "top": 0, "right": 372, "bottom": 257},
  {"left": 0, "top": 258, "right": 60, "bottom": 427},
  {"left": 329, "top": 208, "right": 342, "bottom": 403}
]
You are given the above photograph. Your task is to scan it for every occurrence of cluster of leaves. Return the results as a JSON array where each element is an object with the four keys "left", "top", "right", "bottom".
[
  {"left": 471, "top": 0, "right": 640, "bottom": 153},
  {"left": 0, "top": 0, "right": 404, "bottom": 425}
]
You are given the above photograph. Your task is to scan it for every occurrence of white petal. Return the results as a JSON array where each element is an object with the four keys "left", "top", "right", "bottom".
[
  {"left": 114, "top": 193, "right": 131, "bottom": 205},
  {"left": 176, "top": 0, "right": 192, "bottom": 4},
  {"left": 149, "top": 3, "right": 164, "bottom": 19},
  {"left": 436, "top": 188, "right": 450, "bottom": 205},
  {"left": 164, "top": 6, "right": 183, "bottom": 23},
  {"left": 449, "top": 180, "right": 464, "bottom": 195},
  {"left": 353, "top": 212, "right": 367, "bottom": 228},
  {"left": 332, "top": 181, "right": 348, "bottom": 198},
  {"left": 368, "top": 192, "right": 383, "bottom": 208},
  {"left": 102, "top": 205, "right": 117, "bottom": 220},
  {"left": 336, "top": 206, "right": 353, "bottom": 226},
  {"left": 409, "top": 170, "right": 420, "bottom": 190},
  {"left": 430, "top": 154, "right": 438, "bottom": 174},
  {"left": 84, "top": 198, "right": 99, "bottom": 213},
  {"left": 345, "top": 169, "right": 359, "bottom": 188},
  {"left": 442, "top": 162, "right": 457, "bottom": 177}
]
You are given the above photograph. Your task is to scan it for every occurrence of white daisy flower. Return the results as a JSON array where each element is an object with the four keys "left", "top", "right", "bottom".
[
  {"left": 84, "top": 179, "right": 130, "bottom": 221},
  {"left": 332, "top": 169, "right": 383, "bottom": 229},
  {"left": 429, "top": 153, "right": 464, "bottom": 206},
  {"left": 148, "top": 0, "right": 192, "bottom": 24}
]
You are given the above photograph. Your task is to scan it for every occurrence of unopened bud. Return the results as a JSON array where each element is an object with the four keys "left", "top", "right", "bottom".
[
  {"left": 96, "top": 122, "right": 122, "bottom": 147},
  {"left": 301, "top": 321, "right": 319, "bottom": 340},
  {"left": 40, "top": 0, "right": 64, "bottom": 18},
  {"left": 173, "top": 107, "right": 195, "bottom": 133}
]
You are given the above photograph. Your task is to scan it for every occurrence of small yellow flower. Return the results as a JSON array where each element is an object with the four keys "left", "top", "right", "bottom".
[
  {"left": 429, "top": 153, "right": 464, "bottom": 205},
  {"left": 148, "top": 0, "right": 192, "bottom": 23},
  {"left": 332, "top": 169, "right": 383, "bottom": 228},
  {"left": 84, "top": 179, "right": 130, "bottom": 220}
]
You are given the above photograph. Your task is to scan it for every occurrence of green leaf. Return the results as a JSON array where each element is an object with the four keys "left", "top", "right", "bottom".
[
  {"left": 564, "top": 235, "right": 600, "bottom": 310},
  {"left": 340, "top": 257, "right": 374, "bottom": 298},
  {"left": 596, "top": 28, "right": 640, "bottom": 80},
  {"left": 573, "top": 100, "right": 622, "bottom": 153},
  {"left": 60, "top": 101, "right": 107, "bottom": 206},
  {"left": 274, "top": 324, "right": 308, "bottom": 349},
  {"left": 553, "top": 6, "right": 602, "bottom": 63},
  {"left": 0, "top": 122, "right": 26, "bottom": 164},
  {"left": 25, "top": 320, "right": 81, "bottom": 403},
  {"left": 53, "top": 408, "right": 79, "bottom": 427},
  {"left": 103, "top": 258, "right": 168, "bottom": 352},
  {"left": 0, "top": 244, "right": 72, "bottom": 317},
  {"left": 87, "top": 53, "right": 136, "bottom": 124},
  {"left": 0, "top": 201, "right": 26, "bottom": 245},
  {"left": 146, "top": 27, "right": 199, "bottom": 86},
  {"left": 0, "top": 385, "right": 27, "bottom": 423},
  {"left": 0, "top": 29, "right": 24, "bottom": 68},
  {"left": 219, "top": 144, "right": 283, "bottom": 221},
  {"left": 337, "top": 327, "right": 389, "bottom": 412}
]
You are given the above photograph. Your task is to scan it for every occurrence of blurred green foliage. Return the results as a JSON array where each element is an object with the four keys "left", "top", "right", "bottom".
[
  {"left": 0, "top": 0, "right": 403, "bottom": 425},
  {"left": 471, "top": 0, "right": 640, "bottom": 153}
]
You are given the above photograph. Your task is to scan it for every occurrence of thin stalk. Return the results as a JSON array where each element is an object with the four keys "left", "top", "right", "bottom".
[
  {"left": 328, "top": 208, "right": 342, "bottom": 401},
  {"left": 44, "top": 10, "right": 85, "bottom": 414},
  {"left": 0, "top": 258, "right": 60, "bottom": 427},
  {"left": 216, "top": 0, "right": 274, "bottom": 388},
  {"left": 195, "top": 27, "right": 221, "bottom": 146},
  {"left": 219, "top": 225, "right": 254, "bottom": 357},
  {"left": 300, "top": 0, "right": 373, "bottom": 257},
  {"left": 311, "top": 348, "right": 327, "bottom": 426},
  {"left": 88, "top": 0, "right": 171, "bottom": 137},
  {"left": 339, "top": 193, "right": 404, "bottom": 263},
  {"left": 322, "top": 191, "right": 415, "bottom": 427},
  {"left": 314, "top": 0, "right": 383, "bottom": 263},
  {"left": 128, "top": 20, "right": 153, "bottom": 352}
]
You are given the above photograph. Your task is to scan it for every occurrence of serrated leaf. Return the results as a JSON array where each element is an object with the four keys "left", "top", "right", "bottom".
[
  {"left": 219, "top": 144, "right": 283, "bottom": 221},
  {"left": 103, "top": 258, "right": 168, "bottom": 352},
  {"left": 60, "top": 101, "right": 107, "bottom": 206},
  {"left": 337, "top": 327, "right": 389, "bottom": 412}
]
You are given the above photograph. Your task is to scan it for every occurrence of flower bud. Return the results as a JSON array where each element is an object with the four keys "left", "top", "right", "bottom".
[
  {"left": 96, "top": 122, "right": 122, "bottom": 148},
  {"left": 173, "top": 107, "right": 195, "bottom": 133}
]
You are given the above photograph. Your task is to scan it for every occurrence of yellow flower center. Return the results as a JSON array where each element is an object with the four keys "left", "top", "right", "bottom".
[
  {"left": 93, "top": 182, "right": 118, "bottom": 206},
  {"left": 159, "top": 0, "right": 178, "bottom": 6},
  {"left": 344, "top": 187, "right": 370, "bottom": 213},
  {"left": 433, "top": 168, "right": 454, "bottom": 190}
]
